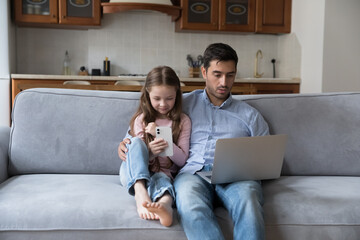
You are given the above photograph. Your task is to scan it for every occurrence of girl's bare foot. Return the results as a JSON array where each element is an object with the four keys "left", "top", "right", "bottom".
[
  {"left": 143, "top": 201, "right": 173, "bottom": 227},
  {"left": 134, "top": 181, "right": 159, "bottom": 220}
]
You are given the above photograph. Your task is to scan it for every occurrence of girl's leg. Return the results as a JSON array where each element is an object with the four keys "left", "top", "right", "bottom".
[
  {"left": 143, "top": 193, "right": 173, "bottom": 227},
  {"left": 119, "top": 137, "right": 157, "bottom": 220},
  {"left": 134, "top": 180, "right": 158, "bottom": 220},
  {"left": 143, "top": 172, "right": 175, "bottom": 226}
]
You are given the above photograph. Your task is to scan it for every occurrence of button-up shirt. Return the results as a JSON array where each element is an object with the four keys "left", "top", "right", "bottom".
[{"left": 180, "top": 89, "right": 269, "bottom": 174}]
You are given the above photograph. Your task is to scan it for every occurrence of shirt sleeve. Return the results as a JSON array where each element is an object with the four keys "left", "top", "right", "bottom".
[
  {"left": 250, "top": 111, "right": 270, "bottom": 137},
  {"left": 133, "top": 114, "right": 146, "bottom": 140},
  {"left": 169, "top": 113, "right": 191, "bottom": 168}
]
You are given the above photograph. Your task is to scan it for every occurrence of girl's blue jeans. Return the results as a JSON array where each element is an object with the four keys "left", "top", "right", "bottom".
[
  {"left": 174, "top": 164, "right": 264, "bottom": 240},
  {"left": 119, "top": 137, "right": 175, "bottom": 202}
]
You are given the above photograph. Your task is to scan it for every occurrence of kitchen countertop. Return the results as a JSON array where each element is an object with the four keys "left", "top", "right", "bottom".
[{"left": 11, "top": 74, "right": 301, "bottom": 84}]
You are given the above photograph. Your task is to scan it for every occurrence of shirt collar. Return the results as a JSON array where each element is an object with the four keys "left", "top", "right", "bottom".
[{"left": 202, "top": 89, "right": 233, "bottom": 108}]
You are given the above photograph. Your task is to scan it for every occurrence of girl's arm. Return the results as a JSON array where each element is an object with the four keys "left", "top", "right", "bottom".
[
  {"left": 169, "top": 114, "right": 191, "bottom": 168},
  {"left": 133, "top": 114, "right": 145, "bottom": 140},
  {"left": 133, "top": 115, "right": 158, "bottom": 159}
]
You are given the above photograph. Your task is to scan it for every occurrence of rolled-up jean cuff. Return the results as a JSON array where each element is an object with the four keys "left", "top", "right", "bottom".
[{"left": 127, "top": 175, "right": 151, "bottom": 196}]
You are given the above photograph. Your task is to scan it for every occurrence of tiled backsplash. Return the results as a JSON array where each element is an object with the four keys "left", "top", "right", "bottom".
[{"left": 16, "top": 11, "right": 300, "bottom": 78}]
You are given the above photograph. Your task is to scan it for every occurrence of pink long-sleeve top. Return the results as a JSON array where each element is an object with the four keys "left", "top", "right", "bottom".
[{"left": 133, "top": 113, "right": 191, "bottom": 179}]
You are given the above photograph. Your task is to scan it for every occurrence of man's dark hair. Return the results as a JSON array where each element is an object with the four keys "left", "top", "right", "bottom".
[{"left": 203, "top": 43, "right": 238, "bottom": 71}]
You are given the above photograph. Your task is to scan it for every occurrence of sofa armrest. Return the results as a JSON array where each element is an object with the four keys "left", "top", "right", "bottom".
[{"left": 0, "top": 126, "right": 10, "bottom": 184}]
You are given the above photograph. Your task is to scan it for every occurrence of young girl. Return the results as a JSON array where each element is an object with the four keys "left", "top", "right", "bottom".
[{"left": 119, "top": 66, "right": 191, "bottom": 227}]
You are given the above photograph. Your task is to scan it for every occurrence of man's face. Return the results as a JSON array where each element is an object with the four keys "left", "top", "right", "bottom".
[{"left": 201, "top": 60, "right": 236, "bottom": 106}]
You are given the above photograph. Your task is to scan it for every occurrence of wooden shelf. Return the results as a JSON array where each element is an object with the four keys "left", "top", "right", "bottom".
[{"left": 101, "top": 3, "right": 181, "bottom": 21}]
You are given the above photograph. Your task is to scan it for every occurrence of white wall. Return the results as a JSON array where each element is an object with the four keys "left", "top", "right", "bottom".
[
  {"left": 0, "top": 0, "right": 13, "bottom": 127},
  {"left": 16, "top": 11, "right": 301, "bottom": 79},
  {"left": 291, "top": 0, "right": 325, "bottom": 93},
  {"left": 322, "top": 0, "right": 360, "bottom": 92}
]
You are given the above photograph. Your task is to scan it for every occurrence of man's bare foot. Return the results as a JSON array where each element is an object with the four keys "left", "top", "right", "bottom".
[
  {"left": 143, "top": 201, "right": 173, "bottom": 227},
  {"left": 134, "top": 182, "right": 159, "bottom": 220}
]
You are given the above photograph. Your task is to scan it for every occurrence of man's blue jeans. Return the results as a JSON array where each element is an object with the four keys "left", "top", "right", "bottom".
[{"left": 174, "top": 171, "right": 264, "bottom": 240}]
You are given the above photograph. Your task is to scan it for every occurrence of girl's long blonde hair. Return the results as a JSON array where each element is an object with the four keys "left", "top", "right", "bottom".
[{"left": 129, "top": 66, "right": 183, "bottom": 171}]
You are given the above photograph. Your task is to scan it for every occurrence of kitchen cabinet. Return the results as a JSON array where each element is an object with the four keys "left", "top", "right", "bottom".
[
  {"left": 14, "top": 0, "right": 101, "bottom": 27},
  {"left": 11, "top": 75, "right": 300, "bottom": 109},
  {"left": 180, "top": 81, "right": 300, "bottom": 94},
  {"left": 176, "top": 0, "right": 256, "bottom": 32},
  {"left": 251, "top": 83, "right": 299, "bottom": 94},
  {"left": 176, "top": 0, "right": 291, "bottom": 33},
  {"left": 255, "top": 0, "right": 292, "bottom": 33}
]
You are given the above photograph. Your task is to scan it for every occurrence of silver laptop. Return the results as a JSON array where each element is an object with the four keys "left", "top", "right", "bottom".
[{"left": 196, "top": 134, "right": 287, "bottom": 184}]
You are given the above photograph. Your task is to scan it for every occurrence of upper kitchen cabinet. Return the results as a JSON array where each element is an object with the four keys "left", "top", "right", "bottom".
[
  {"left": 176, "top": 0, "right": 291, "bottom": 33},
  {"left": 176, "top": 0, "right": 256, "bottom": 32},
  {"left": 175, "top": 0, "right": 220, "bottom": 31},
  {"left": 256, "top": 0, "right": 291, "bottom": 33},
  {"left": 14, "top": 0, "right": 101, "bottom": 28},
  {"left": 219, "top": 0, "right": 256, "bottom": 32}
]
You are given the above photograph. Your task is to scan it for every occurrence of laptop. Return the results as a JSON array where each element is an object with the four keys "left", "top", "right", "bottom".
[{"left": 196, "top": 134, "right": 287, "bottom": 184}]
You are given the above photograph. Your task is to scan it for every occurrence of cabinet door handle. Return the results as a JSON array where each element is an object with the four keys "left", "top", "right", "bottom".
[
  {"left": 52, "top": 14, "right": 56, "bottom": 18},
  {"left": 63, "top": 16, "right": 66, "bottom": 19}
]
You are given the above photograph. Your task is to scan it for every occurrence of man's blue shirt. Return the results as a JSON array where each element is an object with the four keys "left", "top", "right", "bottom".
[{"left": 180, "top": 89, "right": 269, "bottom": 174}]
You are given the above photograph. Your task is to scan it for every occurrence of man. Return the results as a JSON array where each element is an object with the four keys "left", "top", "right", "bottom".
[{"left": 119, "top": 43, "right": 269, "bottom": 239}]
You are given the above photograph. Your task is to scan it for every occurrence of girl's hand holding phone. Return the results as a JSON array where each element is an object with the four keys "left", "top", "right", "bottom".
[
  {"left": 148, "top": 138, "right": 168, "bottom": 156},
  {"left": 145, "top": 122, "right": 157, "bottom": 136}
]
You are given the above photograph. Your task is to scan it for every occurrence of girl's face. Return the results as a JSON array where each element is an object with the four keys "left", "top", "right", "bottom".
[{"left": 148, "top": 85, "right": 177, "bottom": 118}]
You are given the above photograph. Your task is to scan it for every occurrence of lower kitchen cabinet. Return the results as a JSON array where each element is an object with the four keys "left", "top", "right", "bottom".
[
  {"left": 11, "top": 76, "right": 300, "bottom": 109},
  {"left": 252, "top": 83, "right": 299, "bottom": 94},
  {"left": 181, "top": 81, "right": 300, "bottom": 94}
]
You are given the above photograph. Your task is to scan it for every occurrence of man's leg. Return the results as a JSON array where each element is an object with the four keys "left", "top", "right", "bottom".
[
  {"left": 174, "top": 173, "right": 225, "bottom": 240},
  {"left": 215, "top": 180, "right": 264, "bottom": 240}
]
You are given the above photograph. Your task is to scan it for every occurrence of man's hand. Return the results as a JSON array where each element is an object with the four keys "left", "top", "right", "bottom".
[
  {"left": 145, "top": 122, "right": 157, "bottom": 137},
  {"left": 118, "top": 138, "right": 131, "bottom": 161},
  {"left": 148, "top": 138, "right": 168, "bottom": 156}
]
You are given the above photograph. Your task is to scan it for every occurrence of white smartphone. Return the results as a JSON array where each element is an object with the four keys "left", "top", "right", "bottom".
[{"left": 156, "top": 126, "right": 173, "bottom": 157}]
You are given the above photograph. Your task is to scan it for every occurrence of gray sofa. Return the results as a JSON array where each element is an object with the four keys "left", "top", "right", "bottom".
[{"left": 1, "top": 88, "right": 360, "bottom": 240}]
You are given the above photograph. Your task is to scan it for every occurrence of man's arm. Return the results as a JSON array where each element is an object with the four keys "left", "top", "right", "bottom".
[
  {"left": 118, "top": 138, "right": 131, "bottom": 161},
  {"left": 118, "top": 126, "right": 132, "bottom": 161},
  {"left": 251, "top": 111, "right": 270, "bottom": 137}
]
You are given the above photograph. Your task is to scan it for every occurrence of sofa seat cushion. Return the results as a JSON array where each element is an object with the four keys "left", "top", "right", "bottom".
[
  {"left": 263, "top": 176, "right": 360, "bottom": 239},
  {"left": 0, "top": 174, "right": 187, "bottom": 239}
]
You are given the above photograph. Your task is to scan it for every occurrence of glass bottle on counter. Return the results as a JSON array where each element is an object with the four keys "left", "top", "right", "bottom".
[{"left": 63, "top": 50, "right": 71, "bottom": 75}]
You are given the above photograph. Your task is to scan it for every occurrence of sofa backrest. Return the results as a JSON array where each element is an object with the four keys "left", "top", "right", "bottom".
[
  {"left": 237, "top": 92, "right": 360, "bottom": 176},
  {"left": 9, "top": 88, "right": 141, "bottom": 176},
  {"left": 9, "top": 89, "right": 360, "bottom": 176}
]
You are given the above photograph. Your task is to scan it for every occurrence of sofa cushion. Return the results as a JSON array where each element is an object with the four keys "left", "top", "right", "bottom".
[
  {"left": 11, "top": 89, "right": 360, "bottom": 176},
  {"left": 0, "top": 174, "right": 233, "bottom": 240},
  {"left": 9, "top": 89, "right": 142, "bottom": 175},
  {"left": 263, "top": 176, "right": 360, "bottom": 239},
  {"left": 236, "top": 92, "right": 360, "bottom": 176},
  {"left": 0, "top": 174, "right": 186, "bottom": 239}
]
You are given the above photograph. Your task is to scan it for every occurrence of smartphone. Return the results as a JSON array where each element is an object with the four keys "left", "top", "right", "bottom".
[{"left": 156, "top": 126, "right": 173, "bottom": 157}]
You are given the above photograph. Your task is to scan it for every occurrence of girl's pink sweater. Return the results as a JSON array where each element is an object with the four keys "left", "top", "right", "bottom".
[{"left": 133, "top": 113, "right": 191, "bottom": 179}]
